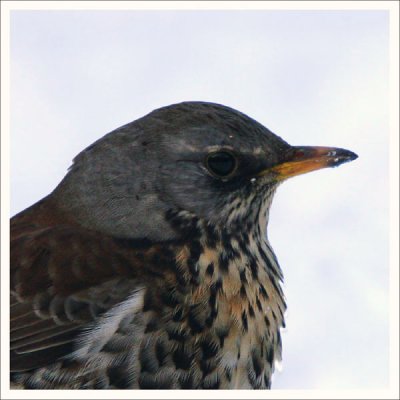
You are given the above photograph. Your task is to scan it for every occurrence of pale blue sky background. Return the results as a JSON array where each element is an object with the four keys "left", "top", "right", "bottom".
[{"left": 10, "top": 9, "right": 389, "bottom": 389}]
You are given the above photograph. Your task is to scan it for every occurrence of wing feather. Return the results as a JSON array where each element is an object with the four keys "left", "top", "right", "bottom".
[{"left": 10, "top": 201, "right": 156, "bottom": 372}]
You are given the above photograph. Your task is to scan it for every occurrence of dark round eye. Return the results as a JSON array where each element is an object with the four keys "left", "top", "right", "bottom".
[{"left": 205, "top": 151, "right": 237, "bottom": 178}]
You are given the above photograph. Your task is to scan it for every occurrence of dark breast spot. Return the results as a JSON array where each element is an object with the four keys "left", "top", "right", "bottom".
[
  {"left": 256, "top": 298, "right": 263, "bottom": 311},
  {"left": 155, "top": 339, "right": 169, "bottom": 366},
  {"left": 248, "top": 304, "right": 255, "bottom": 318},
  {"left": 172, "top": 306, "right": 185, "bottom": 322},
  {"left": 241, "top": 311, "right": 248, "bottom": 332},
  {"left": 239, "top": 269, "right": 248, "bottom": 284},
  {"left": 160, "top": 289, "right": 181, "bottom": 308},
  {"left": 205, "top": 225, "right": 219, "bottom": 248},
  {"left": 259, "top": 284, "right": 269, "bottom": 299},
  {"left": 265, "top": 345, "right": 275, "bottom": 365},
  {"left": 188, "top": 241, "right": 202, "bottom": 268},
  {"left": 107, "top": 366, "right": 131, "bottom": 389},
  {"left": 172, "top": 345, "right": 193, "bottom": 370},
  {"left": 188, "top": 303, "right": 207, "bottom": 334},
  {"left": 215, "top": 325, "right": 229, "bottom": 348},
  {"left": 206, "top": 262, "right": 214, "bottom": 277},
  {"left": 166, "top": 325, "right": 189, "bottom": 342},
  {"left": 249, "top": 260, "right": 259, "bottom": 279},
  {"left": 218, "top": 252, "right": 230, "bottom": 272},
  {"left": 200, "top": 337, "right": 219, "bottom": 359},
  {"left": 252, "top": 351, "right": 263, "bottom": 377}
]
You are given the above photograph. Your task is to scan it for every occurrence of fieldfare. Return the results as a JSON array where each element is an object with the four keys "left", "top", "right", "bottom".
[{"left": 10, "top": 102, "right": 357, "bottom": 389}]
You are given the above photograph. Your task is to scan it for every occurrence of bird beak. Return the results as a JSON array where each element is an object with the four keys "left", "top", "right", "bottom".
[{"left": 262, "top": 146, "right": 358, "bottom": 181}]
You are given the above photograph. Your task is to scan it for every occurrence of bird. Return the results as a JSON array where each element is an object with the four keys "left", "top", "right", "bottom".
[{"left": 10, "top": 101, "right": 357, "bottom": 389}]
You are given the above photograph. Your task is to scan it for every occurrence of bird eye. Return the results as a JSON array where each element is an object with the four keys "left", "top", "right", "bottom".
[{"left": 205, "top": 151, "right": 238, "bottom": 178}]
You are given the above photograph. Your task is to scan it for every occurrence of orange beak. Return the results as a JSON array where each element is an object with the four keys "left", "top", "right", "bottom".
[{"left": 262, "top": 146, "right": 358, "bottom": 181}]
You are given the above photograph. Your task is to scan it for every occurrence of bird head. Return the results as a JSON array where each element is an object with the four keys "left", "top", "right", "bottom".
[{"left": 53, "top": 102, "right": 357, "bottom": 241}]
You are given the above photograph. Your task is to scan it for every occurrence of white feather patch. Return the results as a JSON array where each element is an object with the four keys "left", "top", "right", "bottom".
[{"left": 70, "top": 287, "right": 145, "bottom": 360}]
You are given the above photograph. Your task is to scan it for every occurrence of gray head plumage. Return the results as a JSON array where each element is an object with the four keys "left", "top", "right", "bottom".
[{"left": 52, "top": 101, "right": 355, "bottom": 241}]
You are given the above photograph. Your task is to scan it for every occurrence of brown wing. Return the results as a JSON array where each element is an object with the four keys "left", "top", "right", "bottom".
[{"left": 10, "top": 199, "right": 162, "bottom": 372}]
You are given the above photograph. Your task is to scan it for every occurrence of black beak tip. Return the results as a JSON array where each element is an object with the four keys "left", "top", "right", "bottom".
[
  {"left": 347, "top": 150, "right": 358, "bottom": 161},
  {"left": 333, "top": 148, "right": 358, "bottom": 166}
]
